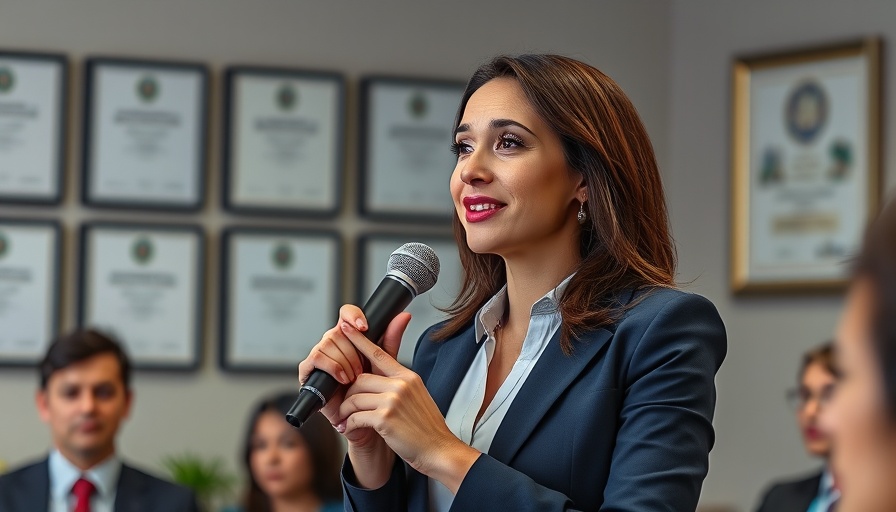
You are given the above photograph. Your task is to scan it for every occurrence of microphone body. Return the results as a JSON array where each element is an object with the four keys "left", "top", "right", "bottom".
[{"left": 286, "top": 243, "right": 439, "bottom": 428}]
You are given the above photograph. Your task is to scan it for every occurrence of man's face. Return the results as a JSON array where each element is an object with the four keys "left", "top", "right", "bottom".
[{"left": 36, "top": 353, "right": 132, "bottom": 468}]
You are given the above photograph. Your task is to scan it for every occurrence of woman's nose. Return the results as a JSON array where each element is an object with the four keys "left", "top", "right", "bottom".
[
  {"left": 458, "top": 149, "right": 493, "bottom": 185},
  {"left": 264, "top": 448, "right": 281, "bottom": 463}
]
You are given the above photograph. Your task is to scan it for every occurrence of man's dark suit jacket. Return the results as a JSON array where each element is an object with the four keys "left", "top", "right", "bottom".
[
  {"left": 343, "top": 288, "right": 727, "bottom": 511},
  {"left": 756, "top": 471, "right": 823, "bottom": 512},
  {"left": 0, "top": 457, "right": 200, "bottom": 512}
]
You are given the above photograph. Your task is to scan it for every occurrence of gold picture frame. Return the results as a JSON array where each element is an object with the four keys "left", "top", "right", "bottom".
[{"left": 730, "top": 38, "right": 881, "bottom": 293}]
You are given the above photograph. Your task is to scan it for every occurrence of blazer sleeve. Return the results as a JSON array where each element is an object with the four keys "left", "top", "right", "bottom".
[
  {"left": 342, "top": 455, "right": 407, "bottom": 511},
  {"left": 600, "top": 292, "right": 726, "bottom": 510},
  {"left": 451, "top": 291, "right": 726, "bottom": 511}
]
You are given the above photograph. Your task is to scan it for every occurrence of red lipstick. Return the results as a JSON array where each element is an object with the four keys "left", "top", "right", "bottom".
[{"left": 462, "top": 195, "right": 505, "bottom": 223}]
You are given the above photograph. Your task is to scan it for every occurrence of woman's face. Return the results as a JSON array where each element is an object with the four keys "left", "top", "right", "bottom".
[
  {"left": 822, "top": 278, "right": 896, "bottom": 512},
  {"left": 796, "top": 361, "right": 836, "bottom": 457},
  {"left": 450, "top": 77, "right": 584, "bottom": 260},
  {"left": 249, "top": 410, "right": 314, "bottom": 500}
]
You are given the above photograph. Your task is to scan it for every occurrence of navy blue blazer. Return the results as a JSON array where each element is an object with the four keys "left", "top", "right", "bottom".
[
  {"left": 755, "top": 470, "right": 822, "bottom": 512},
  {"left": 0, "top": 457, "right": 200, "bottom": 512},
  {"left": 343, "top": 287, "right": 727, "bottom": 511}
]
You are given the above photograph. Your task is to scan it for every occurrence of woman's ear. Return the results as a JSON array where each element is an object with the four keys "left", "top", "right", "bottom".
[{"left": 577, "top": 184, "right": 588, "bottom": 203}]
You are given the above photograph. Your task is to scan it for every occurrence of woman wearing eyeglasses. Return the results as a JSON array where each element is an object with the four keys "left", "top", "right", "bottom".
[{"left": 756, "top": 343, "right": 838, "bottom": 512}]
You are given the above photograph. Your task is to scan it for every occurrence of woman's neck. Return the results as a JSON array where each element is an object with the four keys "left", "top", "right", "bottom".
[{"left": 502, "top": 250, "right": 579, "bottom": 333}]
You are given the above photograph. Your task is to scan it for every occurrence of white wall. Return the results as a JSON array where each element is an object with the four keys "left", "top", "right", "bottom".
[
  {"left": 0, "top": 0, "right": 672, "bottom": 500},
  {"left": 668, "top": 1, "right": 896, "bottom": 510}
]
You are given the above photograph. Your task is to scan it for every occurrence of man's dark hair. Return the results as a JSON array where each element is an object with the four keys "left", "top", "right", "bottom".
[
  {"left": 39, "top": 329, "right": 131, "bottom": 390},
  {"left": 798, "top": 341, "right": 837, "bottom": 382}
]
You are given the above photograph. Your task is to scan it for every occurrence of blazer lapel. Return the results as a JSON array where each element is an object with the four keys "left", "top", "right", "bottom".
[
  {"left": 14, "top": 458, "right": 50, "bottom": 512},
  {"left": 488, "top": 328, "right": 613, "bottom": 464},
  {"left": 114, "top": 465, "right": 144, "bottom": 512},
  {"left": 424, "top": 326, "right": 482, "bottom": 415},
  {"left": 407, "top": 327, "right": 481, "bottom": 512}
]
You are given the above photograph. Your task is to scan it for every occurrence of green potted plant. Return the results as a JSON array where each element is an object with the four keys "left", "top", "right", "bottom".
[{"left": 161, "top": 452, "right": 236, "bottom": 512}]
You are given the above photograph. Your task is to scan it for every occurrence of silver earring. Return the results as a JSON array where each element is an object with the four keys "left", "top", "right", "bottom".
[{"left": 577, "top": 201, "right": 587, "bottom": 224}]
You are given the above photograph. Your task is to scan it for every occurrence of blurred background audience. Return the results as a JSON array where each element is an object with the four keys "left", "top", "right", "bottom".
[
  {"left": 230, "top": 392, "right": 343, "bottom": 512},
  {"left": 755, "top": 342, "right": 838, "bottom": 512}
]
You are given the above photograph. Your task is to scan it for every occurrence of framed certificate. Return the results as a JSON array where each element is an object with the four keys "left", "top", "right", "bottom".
[
  {"left": 220, "top": 227, "right": 342, "bottom": 372},
  {"left": 78, "top": 223, "right": 205, "bottom": 370},
  {"left": 359, "top": 76, "right": 464, "bottom": 221},
  {"left": 223, "top": 66, "right": 345, "bottom": 216},
  {"left": 0, "top": 219, "right": 61, "bottom": 366},
  {"left": 82, "top": 57, "right": 209, "bottom": 210},
  {"left": 0, "top": 51, "right": 67, "bottom": 204},
  {"left": 731, "top": 38, "right": 881, "bottom": 293},
  {"left": 357, "top": 234, "right": 461, "bottom": 365}
]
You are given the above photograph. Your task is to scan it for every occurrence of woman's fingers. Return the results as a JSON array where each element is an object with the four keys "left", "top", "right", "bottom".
[
  {"left": 335, "top": 370, "right": 471, "bottom": 479},
  {"left": 339, "top": 304, "right": 368, "bottom": 331},
  {"left": 294, "top": 305, "right": 413, "bottom": 440},
  {"left": 298, "top": 327, "right": 363, "bottom": 386},
  {"left": 298, "top": 336, "right": 350, "bottom": 385},
  {"left": 339, "top": 314, "right": 411, "bottom": 377},
  {"left": 336, "top": 377, "right": 402, "bottom": 434}
]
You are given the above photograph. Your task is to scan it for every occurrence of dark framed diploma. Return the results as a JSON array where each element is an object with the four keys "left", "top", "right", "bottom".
[
  {"left": 730, "top": 38, "right": 881, "bottom": 293},
  {"left": 78, "top": 222, "right": 205, "bottom": 370},
  {"left": 0, "top": 51, "right": 67, "bottom": 204},
  {"left": 81, "top": 57, "right": 209, "bottom": 211},
  {"left": 358, "top": 76, "right": 464, "bottom": 221},
  {"left": 223, "top": 66, "right": 345, "bottom": 216},
  {"left": 0, "top": 219, "right": 61, "bottom": 366},
  {"left": 357, "top": 234, "right": 461, "bottom": 365},
  {"left": 220, "top": 227, "right": 342, "bottom": 372}
]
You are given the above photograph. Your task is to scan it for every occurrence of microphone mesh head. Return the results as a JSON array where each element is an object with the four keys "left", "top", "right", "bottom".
[{"left": 387, "top": 243, "right": 440, "bottom": 295}]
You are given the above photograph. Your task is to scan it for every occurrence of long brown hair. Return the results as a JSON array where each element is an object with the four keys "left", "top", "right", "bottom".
[
  {"left": 241, "top": 392, "right": 343, "bottom": 511},
  {"left": 434, "top": 54, "right": 676, "bottom": 352}
]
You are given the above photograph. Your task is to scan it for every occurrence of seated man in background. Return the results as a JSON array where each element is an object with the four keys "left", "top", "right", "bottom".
[
  {"left": 0, "top": 328, "right": 199, "bottom": 512},
  {"left": 755, "top": 342, "right": 839, "bottom": 512}
]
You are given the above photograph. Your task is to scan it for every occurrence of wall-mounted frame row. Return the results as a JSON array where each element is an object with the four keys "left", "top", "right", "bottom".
[
  {"left": 0, "top": 51, "right": 464, "bottom": 220},
  {"left": 0, "top": 219, "right": 462, "bottom": 372}
]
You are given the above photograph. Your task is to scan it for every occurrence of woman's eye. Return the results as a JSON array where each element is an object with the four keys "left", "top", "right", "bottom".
[
  {"left": 498, "top": 135, "right": 524, "bottom": 150},
  {"left": 451, "top": 141, "right": 472, "bottom": 157}
]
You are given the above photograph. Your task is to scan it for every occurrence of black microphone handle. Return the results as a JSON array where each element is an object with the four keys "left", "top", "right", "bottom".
[{"left": 286, "top": 277, "right": 415, "bottom": 428}]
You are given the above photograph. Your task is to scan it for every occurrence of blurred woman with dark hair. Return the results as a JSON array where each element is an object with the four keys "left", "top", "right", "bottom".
[
  {"left": 822, "top": 196, "right": 896, "bottom": 512},
  {"left": 237, "top": 392, "right": 343, "bottom": 512}
]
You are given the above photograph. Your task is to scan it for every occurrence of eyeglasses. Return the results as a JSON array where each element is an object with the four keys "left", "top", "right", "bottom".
[{"left": 786, "top": 384, "right": 836, "bottom": 410}]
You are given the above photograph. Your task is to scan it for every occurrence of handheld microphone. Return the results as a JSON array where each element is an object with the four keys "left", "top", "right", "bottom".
[{"left": 285, "top": 242, "right": 440, "bottom": 429}]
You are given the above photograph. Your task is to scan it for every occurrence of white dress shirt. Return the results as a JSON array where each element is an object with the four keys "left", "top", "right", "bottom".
[
  {"left": 428, "top": 275, "right": 572, "bottom": 512},
  {"left": 49, "top": 449, "right": 121, "bottom": 512}
]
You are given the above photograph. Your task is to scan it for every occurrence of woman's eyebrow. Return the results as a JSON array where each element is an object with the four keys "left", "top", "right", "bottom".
[{"left": 454, "top": 119, "right": 536, "bottom": 137}]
